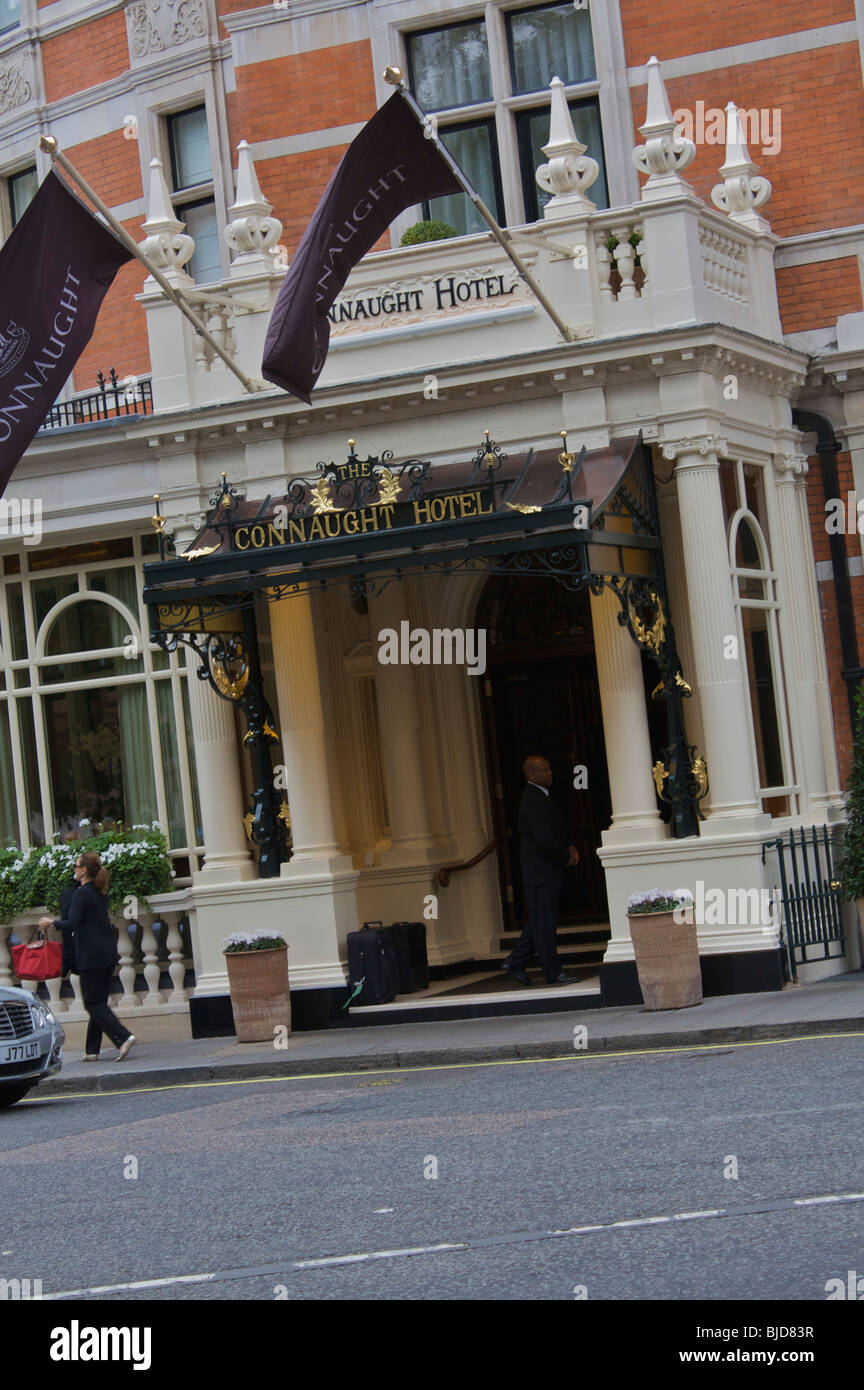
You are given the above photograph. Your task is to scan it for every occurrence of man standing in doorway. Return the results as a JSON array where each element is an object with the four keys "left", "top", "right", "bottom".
[{"left": 503, "top": 755, "right": 579, "bottom": 986}]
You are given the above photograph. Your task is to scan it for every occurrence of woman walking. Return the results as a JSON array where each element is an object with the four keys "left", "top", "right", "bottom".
[{"left": 40, "top": 852, "right": 136, "bottom": 1062}]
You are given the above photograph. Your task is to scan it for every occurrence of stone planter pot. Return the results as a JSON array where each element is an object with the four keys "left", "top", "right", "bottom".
[
  {"left": 628, "top": 911, "right": 703, "bottom": 1011},
  {"left": 224, "top": 946, "right": 291, "bottom": 1043}
]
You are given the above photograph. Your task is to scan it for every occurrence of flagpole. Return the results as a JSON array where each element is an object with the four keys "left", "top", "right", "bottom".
[
  {"left": 383, "top": 68, "right": 580, "bottom": 344},
  {"left": 38, "top": 136, "right": 266, "bottom": 395}
]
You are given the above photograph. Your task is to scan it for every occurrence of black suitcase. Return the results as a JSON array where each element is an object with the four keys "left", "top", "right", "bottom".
[
  {"left": 345, "top": 922, "right": 397, "bottom": 1006},
  {"left": 388, "top": 921, "right": 429, "bottom": 992}
]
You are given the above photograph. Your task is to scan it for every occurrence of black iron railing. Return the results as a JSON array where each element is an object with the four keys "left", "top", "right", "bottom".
[
  {"left": 761, "top": 825, "right": 846, "bottom": 980},
  {"left": 40, "top": 368, "right": 153, "bottom": 431}
]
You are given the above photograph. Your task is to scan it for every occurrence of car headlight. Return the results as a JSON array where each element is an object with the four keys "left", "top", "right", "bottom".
[{"left": 29, "top": 1000, "right": 56, "bottom": 1028}]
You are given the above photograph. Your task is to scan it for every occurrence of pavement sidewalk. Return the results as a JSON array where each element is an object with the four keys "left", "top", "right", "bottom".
[{"left": 37, "top": 971, "right": 864, "bottom": 1095}]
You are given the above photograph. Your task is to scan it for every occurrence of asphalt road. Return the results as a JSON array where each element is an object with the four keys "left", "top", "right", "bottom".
[{"left": 3, "top": 1034, "right": 864, "bottom": 1302}]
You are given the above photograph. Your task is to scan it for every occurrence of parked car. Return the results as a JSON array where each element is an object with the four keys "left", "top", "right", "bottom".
[{"left": 0, "top": 985, "right": 64, "bottom": 1108}]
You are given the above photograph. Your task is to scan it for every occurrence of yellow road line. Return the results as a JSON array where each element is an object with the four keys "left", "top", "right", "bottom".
[{"left": 24, "top": 1029, "right": 864, "bottom": 1102}]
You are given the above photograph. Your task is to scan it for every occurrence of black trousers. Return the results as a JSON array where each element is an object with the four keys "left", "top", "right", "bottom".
[
  {"left": 505, "top": 882, "right": 562, "bottom": 982},
  {"left": 78, "top": 966, "right": 131, "bottom": 1054}
]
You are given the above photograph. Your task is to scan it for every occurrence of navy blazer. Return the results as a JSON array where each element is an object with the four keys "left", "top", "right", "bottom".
[
  {"left": 518, "top": 783, "right": 572, "bottom": 886},
  {"left": 53, "top": 880, "right": 119, "bottom": 973}
]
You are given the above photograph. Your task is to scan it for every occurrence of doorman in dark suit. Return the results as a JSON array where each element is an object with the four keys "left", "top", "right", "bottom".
[{"left": 503, "top": 755, "right": 579, "bottom": 986}]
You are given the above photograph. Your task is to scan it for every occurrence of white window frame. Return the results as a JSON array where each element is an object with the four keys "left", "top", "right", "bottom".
[
  {"left": 0, "top": 535, "right": 203, "bottom": 877},
  {"left": 370, "top": 0, "right": 639, "bottom": 244}
]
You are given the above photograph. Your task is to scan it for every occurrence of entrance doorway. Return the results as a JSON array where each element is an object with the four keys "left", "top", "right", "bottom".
[{"left": 477, "top": 573, "right": 613, "bottom": 933}]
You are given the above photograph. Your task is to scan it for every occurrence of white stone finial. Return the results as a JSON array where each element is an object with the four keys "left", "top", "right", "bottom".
[
  {"left": 140, "top": 157, "right": 194, "bottom": 282},
  {"left": 535, "top": 76, "right": 599, "bottom": 218},
  {"left": 711, "top": 102, "right": 772, "bottom": 229},
  {"left": 632, "top": 56, "right": 696, "bottom": 200},
  {"left": 225, "top": 140, "right": 283, "bottom": 275}
]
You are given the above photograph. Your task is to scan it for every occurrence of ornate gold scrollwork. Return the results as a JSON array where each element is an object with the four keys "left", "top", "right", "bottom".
[
  {"left": 184, "top": 542, "right": 221, "bottom": 562},
  {"left": 277, "top": 802, "right": 291, "bottom": 829},
  {"left": 242, "top": 719, "right": 278, "bottom": 744},
  {"left": 628, "top": 587, "right": 666, "bottom": 656},
  {"left": 211, "top": 648, "right": 250, "bottom": 700},
  {"left": 311, "top": 478, "right": 338, "bottom": 514},
  {"left": 692, "top": 754, "right": 708, "bottom": 799},
  {"left": 505, "top": 501, "right": 542, "bottom": 514},
  {"left": 558, "top": 430, "right": 576, "bottom": 473},
  {"left": 242, "top": 811, "right": 254, "bottom": 842},
  {"left": 652, "top": 759, "right": 668, "bottom": 797},
  {"left": 376, "top": 467, "right": 401, "bottom": 506},
  {"left": 651, "top": 669, "right": 693, "bottom": 701}
]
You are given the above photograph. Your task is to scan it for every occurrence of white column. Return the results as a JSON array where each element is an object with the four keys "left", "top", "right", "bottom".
[
  {"left": 186, "top": 670, "right": 257, "bottom": 884},
  {"left": 589, "top": 585, "right": 667, "bottom": 844},
  {"left": 666, "top": 439, "right": 767, "bottom": 834},
  {"left": 772, "top": 452, "right": 843, "bottom": 813},
  {"left": 366, "top": 580, "right": 435, "bottom": 864},
  {"left": 270, "top": 593, "right": 351, "bottom": 873}
]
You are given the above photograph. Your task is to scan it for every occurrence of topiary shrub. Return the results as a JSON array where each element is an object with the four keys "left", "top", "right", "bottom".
[
  {"left": 838, "top": 684, "right": 864, "bottom": 902},
  {"left": 400, "top": 219, "right": 458, "bottom": 247}
]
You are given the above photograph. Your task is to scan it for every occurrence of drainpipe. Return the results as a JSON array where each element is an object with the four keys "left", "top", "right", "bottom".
[{"left": 792, "top": 407, "right": 863, "bottom": 729}]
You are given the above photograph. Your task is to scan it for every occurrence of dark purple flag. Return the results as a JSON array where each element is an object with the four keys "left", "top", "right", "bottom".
[
  {"left": 262, "top": 91, "right": 461, "bottom": 402},
  {"left": 0, "top": 169, "right": 134, "bottom": 495}
]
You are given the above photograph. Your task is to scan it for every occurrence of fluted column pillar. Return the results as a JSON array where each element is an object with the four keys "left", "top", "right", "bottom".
[
  {"left": 773, "top": 451, "right": 843, "bottom": 812},
  {"left": 186, "top": 667, "right": 257, "bottom": 884},
  {"left": 366, "top": 580, "right": 434, "bottom": 863},
  {"left": 589, "top": 585, "right": 667, "bottom": 844},
  {"left": 665, "top": 438, "right": 766, "bottom": 833},
  {"left": 270, "top": 592, "right": 351, "bottom": 872}
]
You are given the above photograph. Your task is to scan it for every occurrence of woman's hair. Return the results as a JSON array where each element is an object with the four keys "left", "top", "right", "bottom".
[{"left": 77, "top": 851, "right": 110, "bottom": 895}]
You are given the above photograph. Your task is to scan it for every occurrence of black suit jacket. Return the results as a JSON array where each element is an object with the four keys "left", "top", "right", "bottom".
[
  {"left": 519, "top": 783, "right": 572, "bottom": 885},
  {"left": 53, "top": 881, "right": 119, "bottom": 973}
]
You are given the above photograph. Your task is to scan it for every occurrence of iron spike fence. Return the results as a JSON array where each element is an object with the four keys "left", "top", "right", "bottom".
[
  {"left": 40, "top": 368, "right": 154, "bottom": 431},
  {"left": 761, "top": 825, "right": 846, "bottom": 982}
]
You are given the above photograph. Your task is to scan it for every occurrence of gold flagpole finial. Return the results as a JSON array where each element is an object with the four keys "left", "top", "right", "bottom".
[
  {"left": 558, "top": 430, "right": 576, "bottom": 474},
  {"left": 39, "top": 134, "right": 58, "bottom": 155},
  {"left": 383, "top": 66, "right": 404, "bottom": 86}
]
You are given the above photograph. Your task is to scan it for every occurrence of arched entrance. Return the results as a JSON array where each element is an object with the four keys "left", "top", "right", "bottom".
[{"left": 477, "top": 572, "right": 614, "bottom": 939}]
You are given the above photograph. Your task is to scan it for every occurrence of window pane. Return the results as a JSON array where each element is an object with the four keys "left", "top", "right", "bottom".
[
  {"left": 427, "top": 122, "right": 502, "bottom": 235},
  {"left": 517, "top": 100, "right": 607, "bottom": 220},
  {"left": 508, "top": 2, "right": 596, "bottom": 94},
  {"left": 45, "top": 598, "right": 133, "bottom": 656},
  {"left": 183, "top": 200, "right": 222, "bottom": 283},
  {"left": 18, "top": 697, "right": 43, "bottom": 844},
  {"left": 9, "top": 167, "right": 38, "bottom": 225},
  {"left": 45, "top": 684, "right": 157, "bottom": 833},
  {"left": 0, "top": 0, "right": 20, "bottom": 36},
  {"left": 742, "top": 608, "right": 785, "bottom": 788},
  {"left": 6, "top": 582, "right": 27, "bottom": 660},
  {"left": 735, "top": 517, "right": 762, "bottom": 569},
  {"left": 0, "top": 702, "right": 17, "bottom": 843},
  {"left": 169, "top": 107, "right": 212, "bottom": 189},
  {"left": 181, "top": 679, "right": 203, "bottom": 846},
  {"left": 408, "top": 22, "right": 492, "bottom": 111},
  {"left": 32, "top": 576, "right": 78, "bottom": 632},
  {"left": 156, "top": 681, "right": 185, "bottom": 847}
]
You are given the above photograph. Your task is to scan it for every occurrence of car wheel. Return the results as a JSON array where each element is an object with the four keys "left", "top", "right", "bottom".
[{"left": 0, "top": 1083, "right": 35, "bottom": 1109}]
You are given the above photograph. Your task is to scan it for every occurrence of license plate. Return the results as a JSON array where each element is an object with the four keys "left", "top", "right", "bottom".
[{"left": 2, "top": 1042, "right": 39, "bottom": 1063}]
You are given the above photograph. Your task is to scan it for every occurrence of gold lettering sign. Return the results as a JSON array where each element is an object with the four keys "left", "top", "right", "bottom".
[{"left": 231, "top": 492, "right": 494, "bottom": 551}]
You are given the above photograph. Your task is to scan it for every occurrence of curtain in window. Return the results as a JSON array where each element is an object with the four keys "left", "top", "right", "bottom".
[
  {"left": 509, "top": 4, "right": 596, "bottom": 94},
  {"left": 117, "top": 684, "right": 158, "bottom": 828},
  {"left": 429, "top": 124, "right": 501, "bottom": 235},
  {"left": 409, "top": 23, "right": 492, "bottom": 111},
  {"left": 0, "top": 702, "right": 17, "bottom": 843}
]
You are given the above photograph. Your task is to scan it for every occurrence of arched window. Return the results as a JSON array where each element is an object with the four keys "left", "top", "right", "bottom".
[
  {"left": 0, "top": 538, "right": 202, "bottom": 878},
  {"left": 724, "top": 458, "right": 796, "bottom": 816}
]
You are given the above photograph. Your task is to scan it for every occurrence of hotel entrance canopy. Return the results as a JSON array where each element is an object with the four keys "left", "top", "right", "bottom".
[{"left": 144, "top": 432, "right": 707, "bottom": 869}]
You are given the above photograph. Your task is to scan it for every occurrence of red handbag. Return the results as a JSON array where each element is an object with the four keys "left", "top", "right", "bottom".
[{"left": 11, "top": 932, "right": 64, "bottom": 981}]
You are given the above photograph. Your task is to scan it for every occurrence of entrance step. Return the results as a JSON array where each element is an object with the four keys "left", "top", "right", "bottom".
[{"left": 348, "top": 974, "right": 602, "bottom": 1027}]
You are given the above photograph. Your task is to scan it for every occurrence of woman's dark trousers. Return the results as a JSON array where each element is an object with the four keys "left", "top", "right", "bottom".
[{"left": 78, "top": 967, "right": 132, "bottom": 1054}]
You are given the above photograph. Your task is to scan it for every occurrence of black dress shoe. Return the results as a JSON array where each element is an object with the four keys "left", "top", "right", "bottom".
[
  {"left": 547, "top": 972, "right": 576, "bottom": 985},
  {"left": 502, "top": 962, "right": 533, "bottom": 986}
]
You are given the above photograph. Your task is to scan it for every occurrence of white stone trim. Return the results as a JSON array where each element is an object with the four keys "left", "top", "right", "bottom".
[{"left": 627, "top": 23, "right": 860, "bottom": 85}]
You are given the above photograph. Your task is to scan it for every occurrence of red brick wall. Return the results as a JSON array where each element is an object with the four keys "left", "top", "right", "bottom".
[
  {"left": 62, "top": 133, "right": 149, "bottom": 387},
  {"left": 776, "top": 257, "right": 863, "bottom": 334},
  {"left": 620, "top": 0, "right": 855, "bottom": 65},
  {"left": 41, "top": 11, "right": 130, "bottom": 102},
  {"left": 629, "top": 47, "right": 864, "bottom": 239},
  {"left": 216, "top": 0, "right": 266, "bottom": 41}
]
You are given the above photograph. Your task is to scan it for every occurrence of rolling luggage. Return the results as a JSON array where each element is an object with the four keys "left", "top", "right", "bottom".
[
  {"left": 387, "top": 921, "right": 429, "bottom": 993},
  {"left": 345, "top": 922, "right": 397, "bottom": 1006}
]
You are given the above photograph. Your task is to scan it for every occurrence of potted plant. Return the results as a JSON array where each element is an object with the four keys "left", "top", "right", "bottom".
[
  {"left": 400, "top": 219, "right": 458, "bottom": 247},
  {"left": 626, "top": 889, "right": 702, "bottom": 1011},
  {"left": 837, "top": 685, "right": 864, "bottom": 961},
  {"left": 223, "top": 930, "right": 291, "bottom": 1043}
]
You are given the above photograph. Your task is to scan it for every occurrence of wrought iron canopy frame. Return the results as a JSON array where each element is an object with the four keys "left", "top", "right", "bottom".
[{"left": 146, "top": 433, "right": 707, "bottom": 856}]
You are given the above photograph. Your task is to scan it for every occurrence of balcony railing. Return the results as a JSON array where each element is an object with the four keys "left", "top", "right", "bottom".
[{"left": 40, "top": 368, "right": 154, "bottom": 431}]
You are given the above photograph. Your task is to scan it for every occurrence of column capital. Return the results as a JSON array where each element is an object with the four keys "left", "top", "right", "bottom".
[
  {"left": 660, "top": 434, "right": 728, "bottom": 463},
  {"left": 773, "top": 450, "right": 809, "bottom": 479}
]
